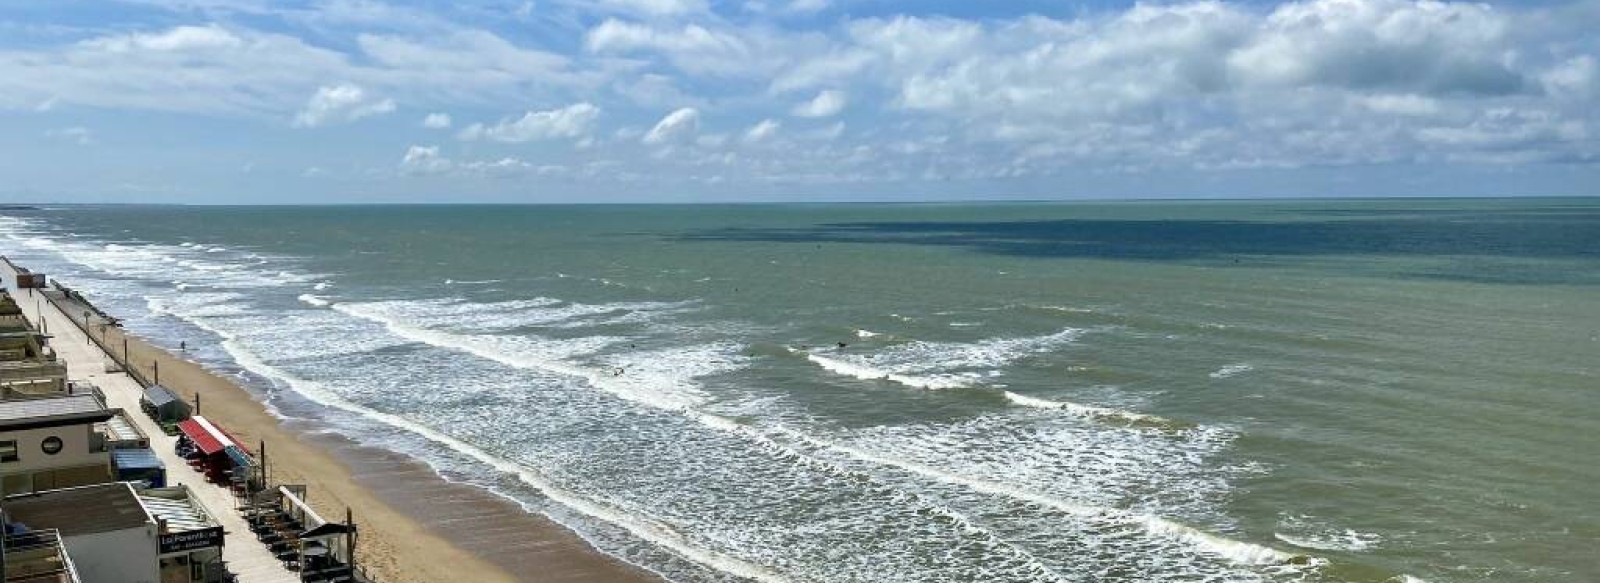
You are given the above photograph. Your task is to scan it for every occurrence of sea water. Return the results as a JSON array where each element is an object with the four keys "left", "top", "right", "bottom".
[{"left": 2, "top": 199, "right": 1596, "bottom": 583}]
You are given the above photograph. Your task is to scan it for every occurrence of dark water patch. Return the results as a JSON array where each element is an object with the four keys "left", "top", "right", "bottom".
[{"left": 674, "top": 211, "right": 1600, "bottom": 284}]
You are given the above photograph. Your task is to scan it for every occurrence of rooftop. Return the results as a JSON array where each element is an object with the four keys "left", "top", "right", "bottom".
[
  {"left": 3, "top": 483, "right": 148, "bottom": 537},
  {"left": 98, "top": 410, "right": 146, "bottom": 445},
  {"left": 138, "top": 487, "right": 218, "bottom": 534},
  {"left": 141, "top": 385, "right": 182, "bottom": 408},
  {"left": 0, "top": 394, "right": 111, "bottom": 429}
]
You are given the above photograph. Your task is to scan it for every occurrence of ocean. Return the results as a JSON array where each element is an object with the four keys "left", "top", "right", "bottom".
[{"left": 1, "top": 199, "right": 1596, "bottom": 583}]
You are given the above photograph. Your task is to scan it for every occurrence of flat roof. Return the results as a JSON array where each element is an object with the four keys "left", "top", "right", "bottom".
[
  {"left": 137, "top": 490, "right": 217, "bottom": 534},
  {"left": 3, "top": 483, "right": 149, "bottom": 536},
  {"left": 143, "top": 385, "right": 183, "bottom": 408},
  {"left": 101, "top": 410, "right": 146, "bottom": 443},
  {"left": 0, "top": 394, "right": 113, "bottom": 430},
  {"left": 112, "top": 448, "right": 163, "bottom": 471}
]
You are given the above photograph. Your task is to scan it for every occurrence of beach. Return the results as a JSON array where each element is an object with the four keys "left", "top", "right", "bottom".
[{"left": 28, "top": 284, "right": 665, "bottom": 583}]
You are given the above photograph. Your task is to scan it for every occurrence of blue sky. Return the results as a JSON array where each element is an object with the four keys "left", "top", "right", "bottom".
[{"left": 1, "top": 0, "right": 1597, "bottom": 203}]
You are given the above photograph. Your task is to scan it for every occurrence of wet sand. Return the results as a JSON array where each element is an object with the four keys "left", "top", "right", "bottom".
[{"left": 95, "top": 317, "right": 665, "bottom": 583}]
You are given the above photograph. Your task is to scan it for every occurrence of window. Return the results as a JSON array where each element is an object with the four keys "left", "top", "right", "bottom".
[
  {"left": 40, "top": 436, "right": 63, "bottom": 455},
  {"left": 0, "top": 440, "right": 17, "bottom": 463}
]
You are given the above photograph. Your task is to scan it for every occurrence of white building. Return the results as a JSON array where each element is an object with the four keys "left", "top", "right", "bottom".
[
  {"left": 0, "top": 396, "right": 114, "bottom": 496},
  {"left": 3, "top": 483, "right": 226, "bottom": 583}
]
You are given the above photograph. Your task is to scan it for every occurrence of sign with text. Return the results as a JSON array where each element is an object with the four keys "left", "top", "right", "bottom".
[{"left": 159, "top": 527, "right": 224, "bottom": 554}]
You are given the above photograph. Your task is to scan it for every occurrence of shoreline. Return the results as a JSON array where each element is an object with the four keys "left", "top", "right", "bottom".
[{"left": 37, "top": 282, "right": 667, "bottom": 583}]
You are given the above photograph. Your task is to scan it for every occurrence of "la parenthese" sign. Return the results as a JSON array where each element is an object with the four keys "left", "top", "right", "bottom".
[{"left": 160, "top": 527, "right": 224, "bottom": 554}]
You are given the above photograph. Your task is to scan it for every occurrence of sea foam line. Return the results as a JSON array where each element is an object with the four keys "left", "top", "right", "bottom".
[
  {"left": 770, "top": 426, "right": 1308, "bottom": 569},
  {"left": 297, "top": 294, "right": 331, "bottom": 307},
  {"left": 150, "top": 298, "right": 793, "bottom": 583},
  {"left": 688, "top": 415, "right": 1070, "bottom": 582},
  {"left": 804, "top": 352, "right": 978, "bottom": 390},
  {"left": 332, "top": 302, "right": 711, "bottom": 412},
  {"left": 795, "top": 347, "right": 1182, "bottom": 429},
  {"left": 335, "top": 302, "right": 1073, "bottom": 580},
  {"left": 1000, "top": 391, "right": 1186, "bottom": 430}
]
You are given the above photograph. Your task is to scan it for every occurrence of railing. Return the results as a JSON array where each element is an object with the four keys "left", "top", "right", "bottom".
[
  {"left": 35, "top": 288, "right": 154, "bottom": 390},
  {"left": 3, "top": 529, "right": 82, "bottom": 583}
]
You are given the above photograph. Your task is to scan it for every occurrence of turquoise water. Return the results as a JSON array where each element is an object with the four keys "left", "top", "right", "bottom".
[{"left": 2, "top": 199, "right": 1596, "bottom": 583}]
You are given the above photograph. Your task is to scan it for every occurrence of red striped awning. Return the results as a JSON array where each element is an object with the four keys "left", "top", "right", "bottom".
[{"left": 177, "top": 416, "right": 238, "bottom": 456}]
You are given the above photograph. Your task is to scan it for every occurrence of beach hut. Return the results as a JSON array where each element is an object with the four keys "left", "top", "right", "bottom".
[
  {"left": 174, "top": 416, "right": 252, "bottom": 487},
  {"left": 141, "top": 384, "right": 190, "bottom": 423},
  {"left": 111, "top": 448, "right": 166, "bottom": 488}
]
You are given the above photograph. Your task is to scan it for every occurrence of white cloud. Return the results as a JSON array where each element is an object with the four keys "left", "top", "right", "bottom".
[
  {"left": 787, "top": 0, "right": 829, "bottom": 14},
  {"left": 83, "top": 25, "right": 243, "bottom": 52},
  {"left": 458, "top": 103, "right": 600, "bottom": 142},
  {"left": 583, "top": 19, "right": 778, "bottom": 77},
  {"left": 3, "top": 0, "right": 1598, "bottom": 194},
  {"left": 1228, "top": 0, "right": 1523, "bottom": 95},
  {"left": 769, "top": 50, "right": 873, "bottom": 93},
  {"left": 792, "top": 89, "right": 847, "bottom": 117},
  {"left": 0, "top": 24, "right": 583, "bottom": 119},
  {"left": 292, "top": 83, "right": 395, "bottom": 127},
  {"left": 1542, "top": 55, "right": 1598, "bottom": 98},
  {"left": 422, "top": 112, "right": 452, "bottom": 128},
  {"left": 44, "top": 126, "right": 93, "bottom": 145},
  {"left": 586, "top": 20, "right": 740, "bottom": 54},
  {"left": 744, "top": 119, "right": 780, "bottom": 142},
  {"left": 744, "top": 0, "right": 1597, "bottom": 172},
  {"left": 0, "top": 25, "right": 352, "bottom": 115},
  {"left": 805, "top": 121, "right": 845, "bottom": 141},
  {"left": 354, "top": 30, "right": 581, "bottom": 96},
  {"left": 643, "top": 107, "right": 700, "bottom": 144},
  {"left": 400, "top": 145, "right": 452, "bottom": 174},
  {"left": 398, "top": 146, "right": 572, "bottom": 178},
  {"left": 586, "top": 0, "right": 708, "bottom": 17},
  {"left": 1351, "top": 94, "right": 1441, "bottom": 117}
]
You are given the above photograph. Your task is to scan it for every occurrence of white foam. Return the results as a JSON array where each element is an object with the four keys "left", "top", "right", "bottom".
[
  {"left": 297, "top": 294, "right": 330, "bottom": 307},
  {"left": 1033, "top": 305, "right": 1095, "bottom": 314},
  {"left": 805, "top": 352, "right": 978, "bottom": 390},
  {"left": 854, "top": 329, "right": 882, "bottom": 339},
  {"left": 1210, "top": 363, "right": 1253, "bottom": 379},
  {"left": 1273, "top": 515, "right": 1382, "bottom": 552},
  {"left": 1000, "top": 391, "right": 1177, "bottom": 427},
  {"left": 332, "top": 301, "right": 734, "bottom": 412},
  {"left": 779, "top": 427, "right": 1304, "bottom": 568},
  {"left": 802, "top": 329, "right": 1084, "bottom": 391},
  {"left": 14, "top": 234, "right": 315, "bottom": 292},
  {"left": 347, "top": 297, "right": 692, "bottom": 333},
  {"left": 313, "top": 282, "right": 333, "bottom": 291},
  {"left": 206, "top": 337, "right": 795, "bottom": 583}
]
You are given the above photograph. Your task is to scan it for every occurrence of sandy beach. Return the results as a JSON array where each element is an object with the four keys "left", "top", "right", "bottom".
[{"left": 50, "top": 294, "right": 664, "bottom": 583}]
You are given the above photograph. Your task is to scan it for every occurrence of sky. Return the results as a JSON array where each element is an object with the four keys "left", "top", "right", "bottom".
[{"left": 1, "top": 0, "right": 1598, "bottom": 203}]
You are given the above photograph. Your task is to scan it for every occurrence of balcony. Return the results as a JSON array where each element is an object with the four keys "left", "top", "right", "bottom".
[{"left": 3, "top": 529, "right": 82, "bottom": 583}]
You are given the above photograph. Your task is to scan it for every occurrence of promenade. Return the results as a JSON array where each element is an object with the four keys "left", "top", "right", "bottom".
[{"left": 0, "top": 268, "right": 299, "bottom": 583}]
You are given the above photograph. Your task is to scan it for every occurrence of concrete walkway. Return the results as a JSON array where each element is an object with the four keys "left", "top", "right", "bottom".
[{"left": 1, "top": 273, "right": 299, "bottom": 583}]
